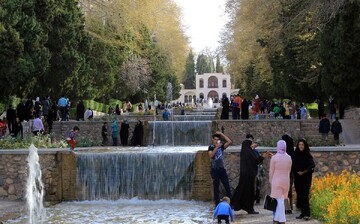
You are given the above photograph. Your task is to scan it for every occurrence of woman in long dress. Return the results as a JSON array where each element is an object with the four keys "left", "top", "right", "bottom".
[
  {"left": 269, "top": 140, "right": 292, "bottom": 223},
  {"left": 292, "top": 139, "right": 315, "bottom": 221},
  {"left": 231, "top": 135, "right": 270, "bottom": 214}
]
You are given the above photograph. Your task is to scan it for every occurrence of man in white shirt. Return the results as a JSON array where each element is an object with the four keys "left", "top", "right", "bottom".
[{"left": 33, "top": 115, "right": 44, "bottom": 136}]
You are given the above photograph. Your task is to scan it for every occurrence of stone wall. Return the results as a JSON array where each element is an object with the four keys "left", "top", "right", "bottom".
[
  {"left": 344, "top": 108, "right": 360, "bottom": 120},
  {"left": 0, "top": 151, "right": 62, "bottom": 201},
  {"left": 214, "top": 120, "right": 302, "bottom": 146},
  {"left": 52, "top": 119, "right": 329, "bottom": 147},
  {"left": 1, "top": 148, "right": 359, "bottom": 202},
  {"left": 52, "top": 121, "right": 151, "bottom": 147}
]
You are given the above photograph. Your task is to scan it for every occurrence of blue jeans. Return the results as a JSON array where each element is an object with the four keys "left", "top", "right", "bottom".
[{"left": 211, "top": 167, "right": 231, "bottom": 205}]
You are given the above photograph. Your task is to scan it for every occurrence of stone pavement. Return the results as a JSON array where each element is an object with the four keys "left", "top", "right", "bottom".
[
  {"left": 0, "top": 200, "right": 25, "bottom": 222},
  {"left": 213, "top": 204, "right": 321, "bottom": 224}
]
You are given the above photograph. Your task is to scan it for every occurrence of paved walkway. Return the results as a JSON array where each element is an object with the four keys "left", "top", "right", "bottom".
[
  {"left": 228, "top": 204, "right": 320, "bottom": 224},
  {"left": 340, "top": 119, "right": 360, "bottom": 145},
  {"left": 0, "top": 200, "right": 25, "bottom": 222}
]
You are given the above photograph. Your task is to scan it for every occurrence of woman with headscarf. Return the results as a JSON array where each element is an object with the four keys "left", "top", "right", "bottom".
[
  {"left": 231, "top": 134, "right": 271, "bottom": 214},
  {"left": 220, "top": 95, "right": 230, "bottom": 119},
  {"left": 269, "top": 140, "right": 292, "bottom": 224},
  {"left": 282, "top": 134, "right": 295, "bottom": 213},
  {"left": 292, "top": 139, "right": 315, "bottom": 221},
  {"left": 34, "top": 97, "right": 41, "bottom": 117},
  {"left": 253, "top": 95, "right": 260, "bottom": 119},
  {"left": 241, "top": 98, "right": 249, "bottom": 119},
  {"left": 115, "top": 104, "right": 120, "bottom": 115},
  {"left": 133, "top": 120, "right": 143, "bottom": 146},
  {"left": 111, "top": 120, "right": 118, "bottom": 146},
  {"left": 120, "top": 119, "right": 130, "bottom": 146}
]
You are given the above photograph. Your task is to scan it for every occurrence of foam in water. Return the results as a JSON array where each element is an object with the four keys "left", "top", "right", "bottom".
[
  {"left": 26, "top": 144, "right": 46, "bottom": 224},
  {"left": 7, "top": 199, "right": 212, "bottom": 224}
]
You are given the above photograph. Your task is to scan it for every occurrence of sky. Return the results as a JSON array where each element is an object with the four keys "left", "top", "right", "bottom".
[{"left": 174, "top": 0, "right": 228, "bottom": 54}]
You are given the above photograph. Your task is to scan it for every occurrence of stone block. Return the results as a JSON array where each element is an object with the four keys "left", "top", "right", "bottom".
[
  {"left": 5, "top": 178, "right": 13, "bottom": 184},
  {"left": 8, "top": 184, "right": 16, "bottom": 195},
  {"left": 0, "top": 187, "right": 8, "bottom": 196}
]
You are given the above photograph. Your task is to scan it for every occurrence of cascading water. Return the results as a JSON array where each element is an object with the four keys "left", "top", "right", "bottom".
[
  {"left": 26, "top": 144, "right": 46, "bottom": 224},
  {"left": 76, "top": 152, "right": 196, "bottom": 200},
  {"left": 148, "top": 121, "right": 212, "bottom": 146},
  {"left": 207, "top": 97, "right": 213, "bottom": 108}
]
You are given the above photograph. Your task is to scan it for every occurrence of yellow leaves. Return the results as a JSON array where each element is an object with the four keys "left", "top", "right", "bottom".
[{"left": 310, "top": 170, "right": 360, "bottom": 224}]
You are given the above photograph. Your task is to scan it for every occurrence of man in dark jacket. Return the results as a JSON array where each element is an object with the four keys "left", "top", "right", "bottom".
[
  {"left": 319, "top": 114, "right": 330, "bottom": 140},
  {"left": 6, "top": 105, "right": 16, "bottom": 134},
  {"left": 331, "top": 117, "right": 342, "bottom": 145}
]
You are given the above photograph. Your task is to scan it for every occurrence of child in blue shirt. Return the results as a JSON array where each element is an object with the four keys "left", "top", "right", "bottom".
[{"left": 213, "top": 196, "right": 234, "bottom": 224}]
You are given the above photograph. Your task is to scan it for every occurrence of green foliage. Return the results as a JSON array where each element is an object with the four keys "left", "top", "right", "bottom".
[
  {"left": 0, "top": 0, "right": 187, "bottom": 104},
  {"left": 0, "top": 133, "right": 68, "bottom": 149},
  {"left": 76, "top": 136, "right": 101, "bottom": 147},
  {"left": 215, "top": 55, "right": 222, "bottom": 73},
  {"left": 196, "top": 54, "right": 213, "bottom": 74},
  {"left": 83, "top": 100, "right": 108, "bottom": 113},
  {"left": 183, "top": 50, "right": 196, "bottom": 89},
  {"left": 318, "top": 2, "right": 360, "bottom": 105},
  {"left": 223, "top": 0, "right": 360, "bottom": 105}
]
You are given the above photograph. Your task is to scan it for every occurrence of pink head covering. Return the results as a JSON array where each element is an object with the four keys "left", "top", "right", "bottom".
[{"left": 277, "top": 140, "right": 286, "bottom": 154}]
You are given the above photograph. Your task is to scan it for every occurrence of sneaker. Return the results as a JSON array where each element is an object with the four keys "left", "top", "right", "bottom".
[{"left": 303, "top": 216, "right": 310, "bottom": 221}]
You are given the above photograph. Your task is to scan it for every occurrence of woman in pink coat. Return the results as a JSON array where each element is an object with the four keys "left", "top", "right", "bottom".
[{"left": 269, "top": 140, "right": 292, "bottom": 224}]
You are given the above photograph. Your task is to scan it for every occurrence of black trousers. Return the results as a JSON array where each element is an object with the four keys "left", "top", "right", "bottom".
[{"left": 217, "top": 215, "right": 229, "bottom": 224}]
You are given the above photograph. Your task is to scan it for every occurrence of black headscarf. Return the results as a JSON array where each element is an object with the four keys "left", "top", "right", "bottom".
[
  {"left": 292, "top": 139, "right": 315, "bottom": 173},
  {"left": 282, "top": 134, "right": 294, "bottom": 157}
]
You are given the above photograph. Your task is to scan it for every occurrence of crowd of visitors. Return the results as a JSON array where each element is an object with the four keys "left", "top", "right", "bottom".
[
  {"left": 220, "top": 94, "right": 310, "bottom": 120},
  {"left": 209, "top": 132, "right": 316, "bottom": 223}
]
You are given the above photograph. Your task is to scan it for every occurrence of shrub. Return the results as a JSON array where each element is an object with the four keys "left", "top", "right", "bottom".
[
  {"left": 0, "top": 133, "right": 68, "bottom": 149},
  {"left": 310, "top": 170, "right": 360, "bottom": 223}
]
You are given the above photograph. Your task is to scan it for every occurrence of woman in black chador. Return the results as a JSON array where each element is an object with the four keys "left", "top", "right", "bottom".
[
  {"left": 120, "top": 119, "right": 130, "bottom": 146},
  {"left": 231, "top": 135, "right": 270, "bottom": 214},
  {"left": 292, "top": 139, "right": 315, "bottom": 220},
  {"left": 220, "top": 95, "right": 230, "bottom": 119},
  {"left": 241, "top": 99, "right": 249, "bottom": 119},
  {"left": 282, "top": 134, "right": 295, "bottom": 213},
  {"left": 133, "top": 120, "right": 143, "bottom": 146}
]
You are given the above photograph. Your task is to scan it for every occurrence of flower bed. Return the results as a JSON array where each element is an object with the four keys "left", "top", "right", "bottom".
[
  {"left": 310, "top": 170, "right": 360, "bottom": 223},
  {"left": 0, "top": 134, "right": 100, "bottom": 149}
]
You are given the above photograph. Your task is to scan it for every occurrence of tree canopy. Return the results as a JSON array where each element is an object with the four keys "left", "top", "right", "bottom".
[
  {"left": 222, "top": 0, "right": 360, "bottom": 105},
  {"left": 0, "top": 0, "right": 188, "bottom": 103}
]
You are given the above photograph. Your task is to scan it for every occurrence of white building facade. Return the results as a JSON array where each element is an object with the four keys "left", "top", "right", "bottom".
[{"left": 177, "top": 73, "right": 240, "bottom": 105}]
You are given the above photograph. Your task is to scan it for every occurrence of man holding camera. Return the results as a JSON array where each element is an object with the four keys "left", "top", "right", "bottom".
[{"left": 208, "top": 131, "right": 233, "bottom": 206}]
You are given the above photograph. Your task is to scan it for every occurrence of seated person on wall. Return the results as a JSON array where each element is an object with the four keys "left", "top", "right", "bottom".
[{"left": 162, "top": 109, "right": 170, "bottom": 121}]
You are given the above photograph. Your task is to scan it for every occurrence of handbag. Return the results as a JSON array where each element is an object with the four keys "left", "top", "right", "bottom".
[{"left": 264, "top": 194, "right": 277, "bottom": 211}]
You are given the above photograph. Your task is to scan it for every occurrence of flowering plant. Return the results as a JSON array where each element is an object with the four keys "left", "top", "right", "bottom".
[{"left": 310, "top": 170, "right": 360, "bottom": 223}]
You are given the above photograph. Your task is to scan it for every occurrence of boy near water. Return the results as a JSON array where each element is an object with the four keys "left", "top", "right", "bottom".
[
  {"left": 213, "top": 196, "right": 234, "bottom": 224},
  {"left": 67, "top": 126, "right": 80, "bottom": 150}
]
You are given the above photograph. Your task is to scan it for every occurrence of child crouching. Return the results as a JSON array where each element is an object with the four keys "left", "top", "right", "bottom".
[{"left": 213, "top": 196, "right": 234, "bottom": 224}]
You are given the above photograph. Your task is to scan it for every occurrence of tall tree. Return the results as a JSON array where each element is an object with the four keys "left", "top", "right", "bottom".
[
  {"left": 215, "top": 54, "right": 222, "bottom": 73},
  {"left": 183, "top": 50, "right": 195, "bottom": 89},
  {"left": 0, "top": 0, "right": 51, "bottom": 99},
  {"left": 318, "top": 1, "right": 360, "bottom": 105},
  {"left": 196, "top": 54, "right": 212, "bottom": 74}
]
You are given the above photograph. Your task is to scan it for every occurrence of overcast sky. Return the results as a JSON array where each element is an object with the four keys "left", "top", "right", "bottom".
[{"left": 174, "top": 0, "right": 228, "bottom": 54}]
